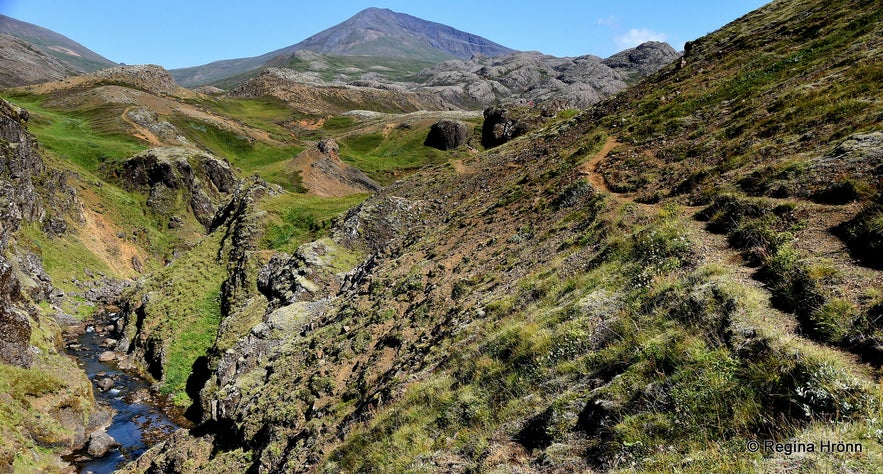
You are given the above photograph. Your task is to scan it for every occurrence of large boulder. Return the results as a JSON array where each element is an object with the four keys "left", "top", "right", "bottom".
[
  {"left": 481, "top": 106, "right": 541, "bottom": 148},
  {"left": 424, "top": 119, "right": 470, "bottom": 150},
  {"left": 87, "top": 430, "right": 120, "bottom": 457}
]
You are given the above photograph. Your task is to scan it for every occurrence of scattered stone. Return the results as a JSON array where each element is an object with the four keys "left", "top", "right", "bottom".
[
  {"left": 87, "top": 431, "right": 120, "bottom": 457},
  {"left": 132, "top": 255, "right": 143, "bottom": 273},
  {"left": 98, "top": 351, "right": 116, "bottom": 362},
  {"left": 316, "top": 138, "right": 340, "bottom": 156},
  {"left": 97, "top": 377, "right": 114, "bottom": 392},
  {"left": 102, "top": 338, "right": 118, "bottom": 348}
]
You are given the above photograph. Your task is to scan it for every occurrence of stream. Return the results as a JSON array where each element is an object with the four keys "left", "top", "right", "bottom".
[{"left": 63, "top": 315, "right": 182, "bottom": 473}]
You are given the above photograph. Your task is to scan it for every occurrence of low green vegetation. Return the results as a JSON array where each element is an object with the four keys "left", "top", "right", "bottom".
[
  {"left": 125, "top": 232, "right": 227, "bottom": 403},
  {"left": 19, "top": 223, "right": 112, "bottom": 290},
  {"left": 260, "top": 192, "right": 369, "bottom": 252},
  {"left": 3, "top": 93, "right": 146, "bottom": 170},
  {"left": 337, "top": 120, "right": 478, "bottom": 184},
  {"left": 169, "top": 117, "right": 305, "bottom": 191},
  {"left": 327, "top": 203, "right": 881, "bottom": 472},
  {"left": 0, "top": 310, "right": 95, "bottom": 472},
  {"left": 284, "top": 55, "right": 437, "bottom": 83},
  {"left": 185, "top": 96, "right": 295, "bottom": 142}
]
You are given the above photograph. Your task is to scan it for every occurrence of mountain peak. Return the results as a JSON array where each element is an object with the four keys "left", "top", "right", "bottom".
[
  {"left": 295, "top": 7, "right": 514, "bottom": 61},
  {"left": 171, "top": 7, "right": 515, "bottom": 86}
]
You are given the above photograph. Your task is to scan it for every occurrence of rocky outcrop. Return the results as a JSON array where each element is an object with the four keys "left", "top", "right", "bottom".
[
  {"left": 208, "top": 41, "right": 677, "bottom": 113},
  {"left": 118, "top": 147, "right": 238, "bottom": 229},
  {"left": 601, "top": 41, "right": 680, "bottom": 79},
  {"left": 424, "top": 119, "right": 470, "bottom": 150},
  {"left": 124, "top": 107, "right": 190, "bottom": 145},
  {"left": 257, "top": 239, "right": 351, "bottom": 309},
  {"left": 0, "top": 99, "right": 103, "bottom": 470},
  {"left": 0, "top": 99, "right": 44, "bottom": 244},
  {"left": 481, "top": 105, "right": 545, "bottom": 148},
  {"left": 0, "top": 98, "right": 44, "bottom": 367},
  {"left": 290, "top": 138, "right": 380, "bottom": 197},
  {"left": 226, "top": 68, "right": 448, "bottom": 114},
  {"left": 412, "top": 44, "right": 677, "bottom": 109},
  {"left": 0, "top": 259, "right": 31, "bottom": 367},
  {"left": 211, "top": 176, "right": 279, "bottom": 317},
  {"left": 76, "top": 64, "right": 182, "bottom": 95},
  {"left": 15, "top": 64, "right": 197, "bottom": 101}
]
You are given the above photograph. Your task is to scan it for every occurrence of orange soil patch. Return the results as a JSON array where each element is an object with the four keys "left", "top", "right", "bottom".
[
  {"left": 580, "top": 136, "right": 620, "bottom": 193},
  {"left": 79, "top": 208, "right": 142, "bottom": 278},
  {"left": 296, "top": 117, "right": 327, "bottom": 130},
  {"left": 76, "top": 188, "right": 145, "bottom": 278},
  {"left": 451, "top": 159, "right": 470, "bottom": 174},
  {"left": 382, "top": 123, "right": 396, "bottom": 137}
]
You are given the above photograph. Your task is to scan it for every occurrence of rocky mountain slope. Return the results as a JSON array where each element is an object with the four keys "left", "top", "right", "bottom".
[
  {"left": 0, "top": 97, "right": 115, "bottom": 471},
  {"left": 110, "top": 0, "right": 883, "bottom": 472},
  {"left": 290, "top": 7, "right": 513, "bottom": 60},
  {"left": 171, "top": 7, "right": 513, "bottom": 87},
  {"left": 0, "top": 14, "right": 117, "bottom": 86},
  {"left": 225, "top": 67, "right": 450, "bottom": 114},
  {"left": 0, "top": 33, "right": 79, "bottom": 88},
  {"left": 412, "top": 42, "right": 679, "bottom": 108},
  {"left": 223, "top": 42, "right": 678, "bottom": 111}
]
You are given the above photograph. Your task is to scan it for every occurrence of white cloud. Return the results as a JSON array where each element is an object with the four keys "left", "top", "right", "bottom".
[
  {"left": 597, "top": 15, "right": 618, "bottom": 28},
  {"left": 615, "top": 28, "right": 668, "bottom": 49}
]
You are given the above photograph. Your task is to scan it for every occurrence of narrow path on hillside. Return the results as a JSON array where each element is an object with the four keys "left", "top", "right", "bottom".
[
  {"left": 120, "top": 106, "right": 162, "bottom": 146},
  {"left": 582, "top": 136, "right": 876, "bottom": 375},
  {"left": 452, "top": 159, "right": 470, "bottom": 174},
  {"left": 580, "top": 136, "right": 619, "bottom": 193}
]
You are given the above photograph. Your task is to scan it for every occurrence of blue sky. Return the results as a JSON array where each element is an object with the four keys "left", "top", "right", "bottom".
[{"left": 1, "top": 0, "right": 768, "bottom": 69}]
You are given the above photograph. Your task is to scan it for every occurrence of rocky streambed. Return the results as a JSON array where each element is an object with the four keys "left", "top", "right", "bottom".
[{"left": 63, "top": 313, "right": 183, "bottom": 473}]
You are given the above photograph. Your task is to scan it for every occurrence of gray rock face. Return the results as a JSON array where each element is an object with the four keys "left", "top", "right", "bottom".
[
  {"left": 124, "top": 107, "right": 190, "bottom": 145},
  {"left": 257, "top": 239, "right": 348, "bottom": 309},
  {"left": 219, "top": 41, "right": 677, "bottom": 112},
  {"left": 0, "top": 98, "right": 46, "bottom": 368},
  {"left": 424, "top": 120, "right": 470, "bottom": 150},
  {"left": 118, "top": 147, "right": 238, "bottom": 228},
  {"left": 317, "top": 138, "right": 340, "bottom": 156},
  {"left": 90, "top": 64, "right": 182, "bottom": 96},
  {"left": 0, "top": 99, "right": 44, "bottom": 247},
  {"left": 0, "top": 259, "right": 31, "bottom": 367},
  {"left": 410, "top": 45, "right": 678, "bottom": 109}
]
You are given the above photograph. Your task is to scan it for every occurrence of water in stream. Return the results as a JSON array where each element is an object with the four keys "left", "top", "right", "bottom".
[{"left": 65, "top": 319, "right": 180, "bottom": 473}]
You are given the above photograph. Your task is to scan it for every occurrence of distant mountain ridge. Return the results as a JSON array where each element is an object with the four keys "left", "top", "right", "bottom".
[
  {"left": 0, "top": 14, "right": 117, "bottom": 84},
  {"left": 171, "top": 7, "right": 514, "bottom": 87}
]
